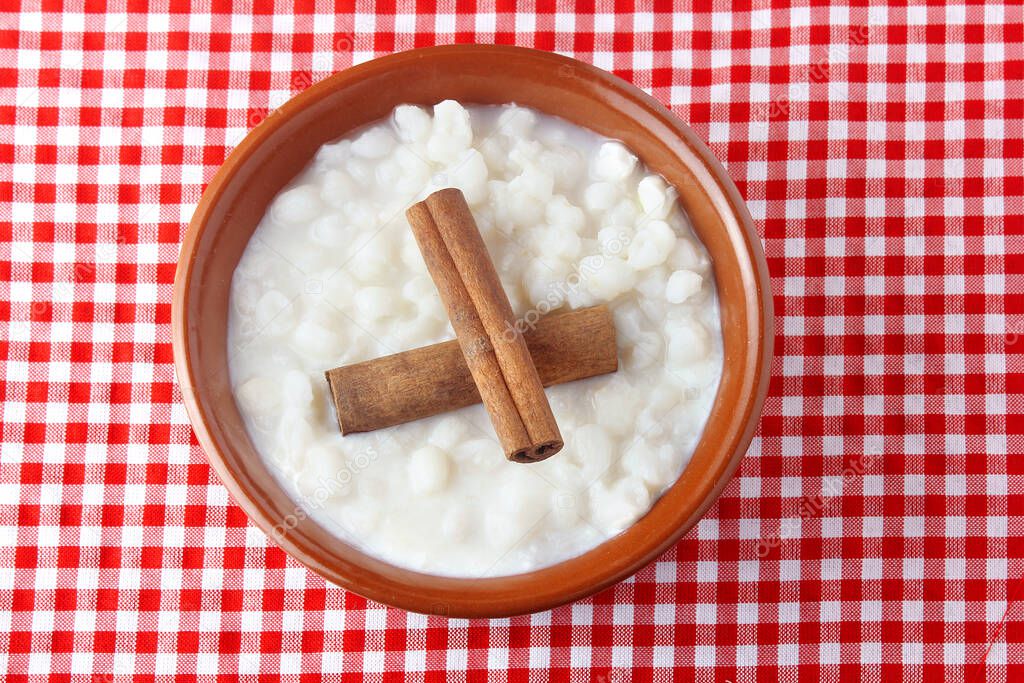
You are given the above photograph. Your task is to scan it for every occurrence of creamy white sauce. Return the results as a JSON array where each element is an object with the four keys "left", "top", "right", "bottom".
[{"left": 227, "top": 102, "right": 723, "bottom": 577}]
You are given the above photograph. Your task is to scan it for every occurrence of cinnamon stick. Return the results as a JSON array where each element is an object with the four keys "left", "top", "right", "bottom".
[
  {"left": 406, "top": 188, "right": 563, "bottom": 463},
  {"left": 326, "top": 305, "right": 617, "bottom": 435}
]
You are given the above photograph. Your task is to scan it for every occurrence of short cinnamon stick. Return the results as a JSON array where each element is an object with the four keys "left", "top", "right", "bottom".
[
  {"left": 326, "top": 305, "right": 617, "bottom": 435},
  {"left": 407, "top": 188, "right": 563, "bottom": 463}
]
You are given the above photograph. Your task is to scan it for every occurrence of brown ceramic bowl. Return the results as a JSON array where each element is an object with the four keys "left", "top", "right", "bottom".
[{"left": 173, "top": 44, "right": 772, "bottom": 617}]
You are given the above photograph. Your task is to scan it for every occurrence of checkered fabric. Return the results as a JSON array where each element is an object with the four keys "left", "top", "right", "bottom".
[{"left": 1, "top": 0, "right": 1021, "bottom": 680}]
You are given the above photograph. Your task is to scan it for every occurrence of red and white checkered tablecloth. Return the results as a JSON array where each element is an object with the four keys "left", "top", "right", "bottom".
[{"left": 1, "top": 0, "right": 1021, "bottom": 680}]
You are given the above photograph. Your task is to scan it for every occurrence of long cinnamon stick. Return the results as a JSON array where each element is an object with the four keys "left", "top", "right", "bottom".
[
  {"left": 407, "top": 188, "right": 563, "bottom": 463},
  {"left": 326, "top": 305, "right": 617, "bottom": 435}
]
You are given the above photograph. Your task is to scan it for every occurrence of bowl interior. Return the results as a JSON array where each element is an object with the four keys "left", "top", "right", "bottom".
[{"left": 173, "top": 45, "right": 772, "bottom": 617}]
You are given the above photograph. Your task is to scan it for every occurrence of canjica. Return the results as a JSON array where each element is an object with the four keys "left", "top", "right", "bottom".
[{"left": 227, "top": 101, "right": 723, "bottom": 577}]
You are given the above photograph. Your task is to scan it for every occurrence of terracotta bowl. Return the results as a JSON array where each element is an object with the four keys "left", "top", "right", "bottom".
[{"left": 173, "top": 44, "right": 773, "bottom": 617}]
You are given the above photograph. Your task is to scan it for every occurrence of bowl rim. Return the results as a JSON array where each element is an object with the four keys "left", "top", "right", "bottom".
[{"left": 173, "top": 44, "right": 773, "bottom": 617}]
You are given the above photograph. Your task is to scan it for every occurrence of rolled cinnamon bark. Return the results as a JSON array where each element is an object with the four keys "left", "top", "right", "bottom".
[
  {"left": 326, "top": 305, "right": 617, "bottom": 435},
  {"left": 407, "top": 188, "right": 563, "bottom": 462}
]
